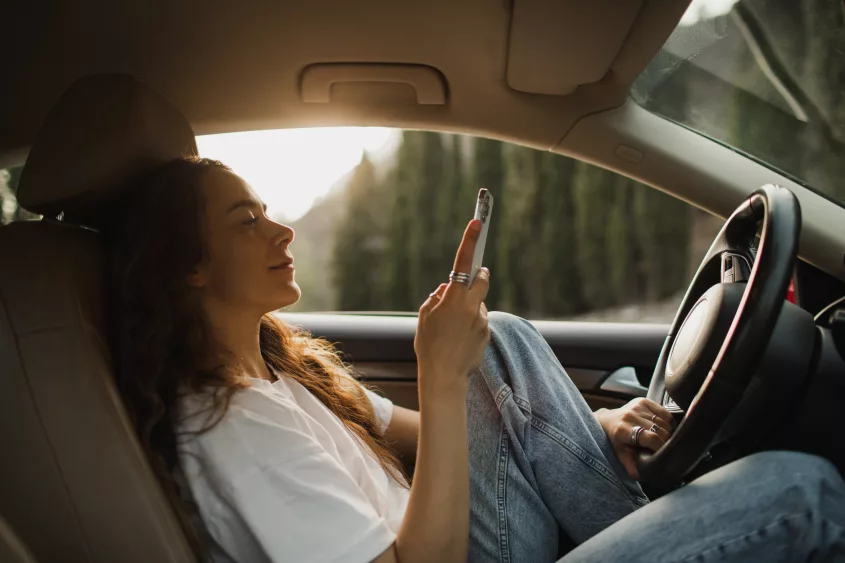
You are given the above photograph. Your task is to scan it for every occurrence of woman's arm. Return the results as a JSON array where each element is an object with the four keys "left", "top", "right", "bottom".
[
  {"left": 375, "top": 372, "right": 470, "bottom": 563},
  {"left": 373, "top": 220, "right": 490, "bottom": 563},
  {"left": 384, "top": 405, "right": 420, "bottom": 466}
]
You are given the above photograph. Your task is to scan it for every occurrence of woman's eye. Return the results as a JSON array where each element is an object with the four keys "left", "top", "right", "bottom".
[{"left": 242, "top": 215, "right": 259, "bottom": 226}]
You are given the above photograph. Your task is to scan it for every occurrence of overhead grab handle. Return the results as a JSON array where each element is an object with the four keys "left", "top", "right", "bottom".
[{"left": 300, "top": 63, "right": 447, "bottom": 105}]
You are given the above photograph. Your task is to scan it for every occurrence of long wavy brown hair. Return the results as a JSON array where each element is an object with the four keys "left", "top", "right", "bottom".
[{"left": 102, "top": 156, "right": 407, "bottom": 553}]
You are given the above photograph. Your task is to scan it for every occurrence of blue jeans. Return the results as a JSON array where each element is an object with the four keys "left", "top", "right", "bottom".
[{"left": 467, "top": 312, "right": 845, "bottom": 562}]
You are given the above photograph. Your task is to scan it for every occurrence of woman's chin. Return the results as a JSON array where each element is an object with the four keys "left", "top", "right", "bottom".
[
  {"left": 274, "top": 283, "right": 302, "bottom": 309},
  {"left": 256, "top": 282, "right": 302, "bottom": 314}
]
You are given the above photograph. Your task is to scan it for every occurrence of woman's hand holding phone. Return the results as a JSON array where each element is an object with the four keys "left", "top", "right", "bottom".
[
  {"left": 389, "top": 219, "right": 490, "bottom": 563},
  {"left": 414, "top": 219, "right": 491, "bottom": 395}
]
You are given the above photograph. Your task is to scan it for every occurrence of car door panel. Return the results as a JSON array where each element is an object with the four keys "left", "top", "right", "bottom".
[{"left": 279, "top": 313, "right": 668, "bottom": 410}]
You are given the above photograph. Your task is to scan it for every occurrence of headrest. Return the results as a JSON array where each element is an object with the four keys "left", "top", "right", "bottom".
[{"left": 17, "top": 74, "right": 198, "bottom": 224}]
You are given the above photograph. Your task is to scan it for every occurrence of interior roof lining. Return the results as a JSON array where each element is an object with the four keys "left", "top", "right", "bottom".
[
  {"left": 0, "top": 0, "right": 688, "bottom": 155},
  {"left": 8, "top": 1, "right": 841, "bottom": 282}
]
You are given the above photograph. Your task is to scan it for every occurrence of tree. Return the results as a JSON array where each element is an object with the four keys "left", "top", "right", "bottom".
[
  {"left": 407, "top": 132, "right": 450, "bottom": 304},
  {"left": 437, "top": 136, "right": 469, "bottom": 264},
  {"left": 499, "top": 144, "right": 543, "bottom": 314},
  {"left": 632, "top": 185, "right": 691, "bottom": 302},
  {"left": 329, "top": 132, "right": 697, "bottom": 320},
  {"left": 383, "top": 162, "right": 413, "bottom": 311},
  {"left": 537, "top": 152, "right": 583, "bottom": 317},
  {"left": 572, "top": 163, "right": 615, "bottom": 309},
  {"left": 331, "top": 155, "right": 388, "bottom": 310},
  {"left": 605, "top": 176, "right": 637, "bottom": 306}
]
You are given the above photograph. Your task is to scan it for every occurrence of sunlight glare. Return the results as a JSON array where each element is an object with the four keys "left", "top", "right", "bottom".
[
  {"left": 196, "top": 127, "right": 394, "bottom": 222},
  {"left": 679, "top": 0, "right": 739, "bottom": 26}
]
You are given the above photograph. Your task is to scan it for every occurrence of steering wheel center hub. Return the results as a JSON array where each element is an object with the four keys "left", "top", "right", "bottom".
[{"left": 665, "top": 283, "right": 746, "bottom": 410}]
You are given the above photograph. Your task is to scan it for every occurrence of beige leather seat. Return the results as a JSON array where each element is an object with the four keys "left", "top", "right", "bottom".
[{"left": 0, "top": 75, "right": 200, "bottom": 562}]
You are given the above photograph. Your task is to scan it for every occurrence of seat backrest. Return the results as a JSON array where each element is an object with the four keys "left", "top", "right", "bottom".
[{"left": 0, "top": 75, "right": 199, "bottom": 563}]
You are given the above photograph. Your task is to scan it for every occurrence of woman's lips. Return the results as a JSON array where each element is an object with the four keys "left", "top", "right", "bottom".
[{"left": 269, "top": 261, "right": 294, "bottom": 270}]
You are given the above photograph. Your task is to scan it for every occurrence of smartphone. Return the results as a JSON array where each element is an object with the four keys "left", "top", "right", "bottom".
[{"left": 470, "top": 188, "right": 494, "bottom": 286}]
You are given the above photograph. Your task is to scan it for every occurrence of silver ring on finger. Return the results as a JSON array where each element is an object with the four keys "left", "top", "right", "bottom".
[
  {"left": 630, "top": 425, "right": 644, "bottom": 446},
  {"left": 449, "top": 271, "right": 471, "bottom": 285},
  {"left": 651, "top": 414, "right": 657, "bottom": 423},
  {"left": 649, "top": 424, "right": 660, "bottom": 434}
]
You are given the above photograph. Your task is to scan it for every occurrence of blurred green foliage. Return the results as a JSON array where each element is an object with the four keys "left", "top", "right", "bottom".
[{"left": 330, "top": 134, "right": 692, "bottom": 318}]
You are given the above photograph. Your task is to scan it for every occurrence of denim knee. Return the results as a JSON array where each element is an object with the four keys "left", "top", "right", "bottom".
[
  {"left": 487, "top": 310, "right": 530, "bottom": 333},
  {"left": 730, "top": 451, "right": 845, "bottom": 521},
  {"left": 739, "top": 450, "right": 840, "bottom": 487},
  {"left": 484, "top": 311, "right": 581, "bottom": 396},
  {"left": 487, "top": 312, "right": 543, "bottom": 349}
]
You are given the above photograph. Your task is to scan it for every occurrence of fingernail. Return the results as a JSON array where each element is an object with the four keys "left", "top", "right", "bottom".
[
  {"left": 482, "top": 267, "right": 490, "bottom": 275},
  {"left": 469, "top": 219, "right": 481, "bottom": 232}
]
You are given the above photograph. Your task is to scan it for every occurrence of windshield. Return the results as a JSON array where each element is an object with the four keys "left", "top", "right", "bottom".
[{"left": 632, "top": 0, "right": 845, "bottom": 207}]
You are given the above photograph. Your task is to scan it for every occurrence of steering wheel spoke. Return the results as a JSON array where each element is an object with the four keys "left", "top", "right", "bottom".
[
  {"left": 662, "top": 392, "right": 684, "bottom": 415},
  {"left": 720, "top": 251, "right": 752, "bottom": 283}
]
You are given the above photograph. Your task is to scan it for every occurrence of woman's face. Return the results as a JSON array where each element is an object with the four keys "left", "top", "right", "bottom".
[{"left": 191, "top": 168, "right": 300, "bottom": 315}]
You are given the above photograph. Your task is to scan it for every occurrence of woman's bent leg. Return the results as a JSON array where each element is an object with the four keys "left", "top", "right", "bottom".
[
  {"left": 467, "top": 312, "right": 648, "bottom": 563},
  {"left": 561, "top": 451, "right": 845, "bottom": 562}
]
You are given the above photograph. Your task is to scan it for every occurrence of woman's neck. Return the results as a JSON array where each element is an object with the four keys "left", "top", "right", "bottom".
[{"left": 203, "top": 301, "right": 273, "bottom": 382}]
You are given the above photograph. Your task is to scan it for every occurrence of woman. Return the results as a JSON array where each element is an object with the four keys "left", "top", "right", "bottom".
[{"left": 105, "top": 156, "right": 845, "bottom": 562}]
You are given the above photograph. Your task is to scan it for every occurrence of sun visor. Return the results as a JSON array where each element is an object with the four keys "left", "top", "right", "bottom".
[
  {"left": 17, "top": 74, "right": 197, "bottom": 222},
  {"left": 506, "top": 0, "right": 643, "bottom": 95}
]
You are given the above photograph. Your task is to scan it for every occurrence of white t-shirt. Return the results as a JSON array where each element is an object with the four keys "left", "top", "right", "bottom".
[{"left": 177, "top": 374, "right": 410, "bottom": 563}]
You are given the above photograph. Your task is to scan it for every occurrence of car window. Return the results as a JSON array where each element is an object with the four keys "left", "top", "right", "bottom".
[
  {"left": 0, "top": 166, "right": 37, "bottom": 224},
  {"left": 199, "top": 130, "right": 715, "bottom": 322},
  {"left": 632, "top": 0, "right": 845, "bottom": 208},
  {"left": 2, "top": 131, "right": 718, "bottom": 323}
]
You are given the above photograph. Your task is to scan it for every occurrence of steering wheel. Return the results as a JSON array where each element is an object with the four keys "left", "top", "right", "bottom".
[{"left": 636, "top": 185, "right": 802, "bottom": 483}]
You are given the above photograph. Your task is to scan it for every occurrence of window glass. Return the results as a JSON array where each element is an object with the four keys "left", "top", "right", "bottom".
[
  {"left": 3, "top": 131, "right": 717, "bottom": 323},
  {"left": 632, "top": 0, "right": 845, "bottom": 207},
  {"left": 0, "top": 166, "right": 37, "bottom": 224},
  {"left": 198, "top": 130, "right": 717, "bottom": 322}
]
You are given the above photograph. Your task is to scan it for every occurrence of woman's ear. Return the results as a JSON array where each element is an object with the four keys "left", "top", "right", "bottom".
[{"left": 186, "top": 266, "right": 207, "bottom": 288}]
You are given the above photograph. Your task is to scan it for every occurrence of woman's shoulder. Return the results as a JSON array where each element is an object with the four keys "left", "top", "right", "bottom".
[
  {"left": 179, "top": 379, "right": 309, "bottom": 431},
  {"left": 177, "top": 381, "right": 324, "bottom": 469}
]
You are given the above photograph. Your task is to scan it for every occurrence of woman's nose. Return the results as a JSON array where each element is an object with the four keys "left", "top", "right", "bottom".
[{"left": 270, "top": 222, "right": 294, "bottom": 247}]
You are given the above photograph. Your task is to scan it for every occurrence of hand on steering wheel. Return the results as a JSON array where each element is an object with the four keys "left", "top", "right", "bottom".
[{"left": 595, "top": 398, "right": 677, "bottom": 479}]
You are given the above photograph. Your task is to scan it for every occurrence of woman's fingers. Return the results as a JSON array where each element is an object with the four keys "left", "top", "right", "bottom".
[
  {"left": 635, "top": 426, "right": 665, "bottom": 453},
  {"left": 618, "top": 403, "right": 674, "bottom": 452},
  {"left": 413, "top": 219, "right": 491, "bottom": 383},
  {"left": 469, "top": 267, "right": 491, "bottom": 303},
  {"left": 479, "top": 302, "right": 490, "bottom": 339},
  {"left": 419, "top": 283, "right": 448, "bottom": 316},
  {"left": 636, "top": 397, "right": 677, "bottom": 432},
  {"left": 637, "top": 414, "right": 672, "bottom": 444},
  {"left": 632, "top": 415, "right": 670, "bottom": 452},
  {"left": 453, "top": 220, "right": 481, "bottom": 274},
  {"left": 432, "top": 283, "right": 448, "bottom": 300},
  {"left": 444, "top": 220, "right": 481, "bottom": 300}
]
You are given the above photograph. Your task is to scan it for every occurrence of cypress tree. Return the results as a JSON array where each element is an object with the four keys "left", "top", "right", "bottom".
[
  {"left": 572, "top": 163, "right": 615, "bottom": 309},
  {"left": 331, "top": 155, "right": 387, "bottom": 310},
  {"left": 537, "top": 152, "right": 582, "bottom": 317}
]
